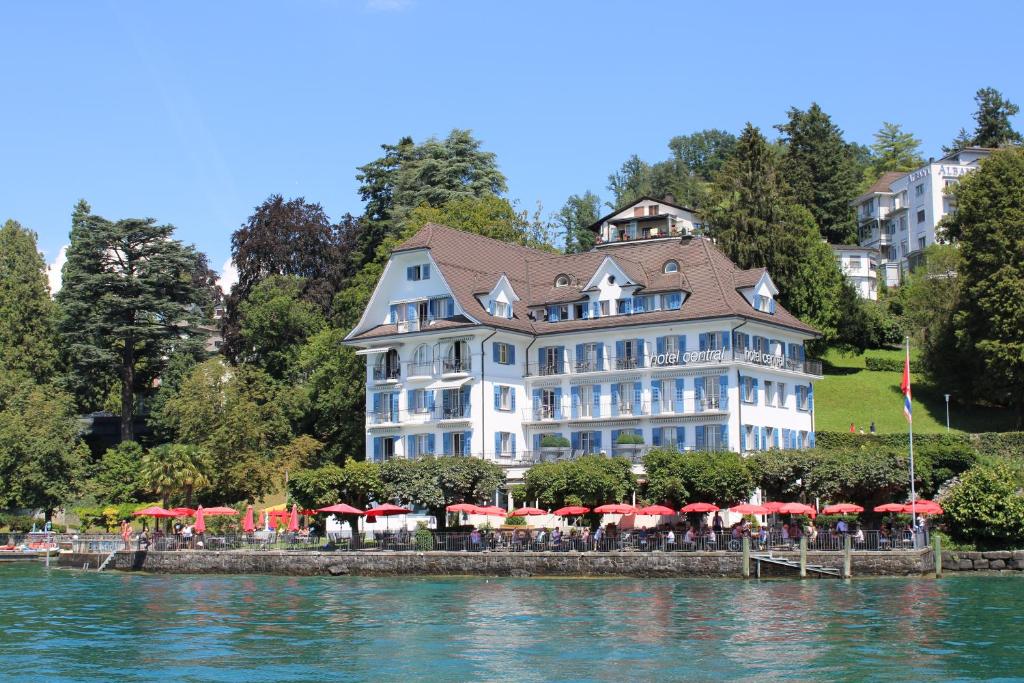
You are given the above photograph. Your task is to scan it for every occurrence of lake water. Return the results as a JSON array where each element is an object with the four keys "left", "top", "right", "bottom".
[{"left": 1, "top": 564, "right": 1023, "bottom": 681}]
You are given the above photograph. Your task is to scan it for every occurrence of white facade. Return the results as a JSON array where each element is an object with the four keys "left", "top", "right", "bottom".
[
  {"left": 592, "top": 196, "right": 702, "bottom": 245},
  {"left": 831, "top": 245, "right": 878, "bottom": 300},
  {"left": 854, "top": 148, "right": 990, "bottom": 284},
  {"left": 348, "top": 223, "right": 821, "bottom": 485}
]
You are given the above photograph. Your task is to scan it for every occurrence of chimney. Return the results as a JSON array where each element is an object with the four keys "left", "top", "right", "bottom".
[{"left": 663, "top": 193, "right": 676, "bottom": 205}]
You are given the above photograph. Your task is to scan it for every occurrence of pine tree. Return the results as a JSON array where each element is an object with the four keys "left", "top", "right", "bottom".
[
  {"left": 0, "top": 219, "right": 59, "bottom": 381},
  {"left": 56, "top": 201, "right": 207, "bottom": 441},
  {"left": 776, "top": 103, "right": 861, "bottom": 244},
  {"left": 870, "top": 122, "right": 925, "bottom": 174},
  {"left": 971, "top": 87, "right": 1023, "bottom": 148}
]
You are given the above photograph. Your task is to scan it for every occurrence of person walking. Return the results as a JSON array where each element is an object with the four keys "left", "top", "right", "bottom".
[
  {"left": 869, "top": 421, "right": 876, "bottom": 434},
  {"left": 120, "top": 519, "right": 132, "bottom": 551}
]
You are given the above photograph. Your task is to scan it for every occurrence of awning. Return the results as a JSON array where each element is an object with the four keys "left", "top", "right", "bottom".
[
  {"left": 355, "top": 347, "right": 393, "bottom": 356},
  {"left": 426, "top": 377, "right": 472, "bottom": 390}
]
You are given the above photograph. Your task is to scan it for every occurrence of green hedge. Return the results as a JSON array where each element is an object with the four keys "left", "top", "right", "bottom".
[
  {"left": 815, "top": 431, "right": 1024, "bottom": 460},
  {"left": 864, "top": 356, "right": 922, "bottom": 373}
]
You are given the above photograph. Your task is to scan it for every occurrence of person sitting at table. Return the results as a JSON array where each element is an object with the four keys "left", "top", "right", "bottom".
[
  {"left": 513, "top": 528, "right": 528, "bottom": 551},
  {"left": 704, "top": 525, "right": 717, "bottom": 549},
  {"left": 469, "top": 528, "right": 482, "bottom": 551},
  {"left": 879, "top": 525, "right": 891, "bottom": 549},
  {"left": 682, "top": 526, "right": 696, "bottom": 550},
  {"left": 664, "top": 528, "right": 676, "bottom": 551},
  {"left": 836, "top": 517, "right": 849, "bottom": 534},
  {"left": 550, "top": 527, "right": 562, "bottom": 550}
]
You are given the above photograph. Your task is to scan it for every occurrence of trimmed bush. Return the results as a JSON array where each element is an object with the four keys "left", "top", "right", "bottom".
[
  {"left": 540, "top": 435, "right": 570, "bottom": 448},
  {"left": 615, "top": 433, "right": 644, "bottom": 445},
  {"left": 865, "top": 356, "right": 922, "bottom": 373}
]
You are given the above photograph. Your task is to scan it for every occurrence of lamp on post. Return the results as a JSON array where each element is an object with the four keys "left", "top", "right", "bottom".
[{"left": 944, "top": 394, "right": 951, "bottom": 432}]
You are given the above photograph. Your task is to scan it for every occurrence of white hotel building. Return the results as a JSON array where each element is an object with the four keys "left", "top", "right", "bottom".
[
  {"left": 345, "top": 197, "right": 823, "bottom": 483},
  {"left": 854, "top": 147, "right": 991, "bottom": 287}
]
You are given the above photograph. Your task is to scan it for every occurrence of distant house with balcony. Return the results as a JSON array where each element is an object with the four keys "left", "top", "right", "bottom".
[
  {"left": 831, "top": 245, "right": 878, "bottom": 300},
  {"left": 853, "top": 148, "right": 991, "bottom": 285},
  {"left": 345, "top": 209, "right": 823, "bottom": 485}
]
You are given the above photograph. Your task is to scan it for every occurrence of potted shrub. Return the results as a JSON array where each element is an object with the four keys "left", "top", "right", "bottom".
[
  {"left": 540, "top": 434, "right": 571, "bottom": 460},
  {"left": 615, "top": 432, "right": 645, "bottom": 459}
]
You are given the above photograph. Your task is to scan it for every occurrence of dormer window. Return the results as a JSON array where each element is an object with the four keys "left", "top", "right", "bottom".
[
  {"left": 406, "top": 264, "right": 430, "bottom": 281},
  {"left": 663, "top": 260, "right": 679, "bottom": 274},
  {"left": 494, "top": 301, "right": 509, "bottom": 318},
  {"left": 555, "top": 275, "right": 570, "bottom": 288},
  {"left": 753, "top": 294, "right": 776, "bottom": 314}
]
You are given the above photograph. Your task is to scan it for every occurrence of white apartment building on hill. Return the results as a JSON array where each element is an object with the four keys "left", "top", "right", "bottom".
[
  {"left": 831, "top": 245, "right": 879, "bottom": 300},
  {"left": 853, "top": 147, "right": 991, "bottom": 286},
  {"left": 345, "top": 198, "right": 823, "bottom": 484}
]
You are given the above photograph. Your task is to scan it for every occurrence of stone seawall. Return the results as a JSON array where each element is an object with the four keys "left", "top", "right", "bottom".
[
  {"left": 941, "top": 550, "right": 1024, "bottom": 572},
  {"left": 101, "top": 548, "right": 933, "bottom": 578}
]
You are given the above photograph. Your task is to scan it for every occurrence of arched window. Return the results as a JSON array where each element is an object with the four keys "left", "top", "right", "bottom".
[
  {"left": 374, "top": 349, "right": 400, "bottom": 381},
  {"left": 663, "top": 260, "right": 679, "bottom": 274},
  {"left": 555, "top": 274, "right": 570, "bottom": 288},
  {"left": 411, "top": 344, "right": 432, "bottom": 375},
  {"left": 444, "top": 341, "right": 471, "bottom": 373}
]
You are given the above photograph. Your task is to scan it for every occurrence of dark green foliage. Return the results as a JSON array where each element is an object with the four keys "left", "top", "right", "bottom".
[
  {"left": 90, "top": 441, "right": 148, "bottom": 504},
  {"left": 668, "top": 129, "right": 737, "bottom": 181},
  {"left": 288, "top": 460, "right": 382, "bottom": 536},
  {"left": 379, "top": 456, "right": 505, "bottom": 530},
  {"left": 557, "top": 191, "right": 601, "bottom": 253},
  {"left": 237, "top": 275, "right": 325, "bottom": 381},
  {"left": 0, "top": 219, "right": 59, "bottom": 382},
  {"left": 523, "top": 456, "right": 636, "bottom": 511},
  {"left": 643, "top": 448, "right": 753, "bottom": 508},
  {"left": 614, "top": 432, "right": 644, "bottom": 445},
  {"left": 942, "top": 149, "right": 1024, "bottom": 417},
  {"left": 297, "top": 328, "right": 364, "bottom": 464},
  {"left": 968, "top": 87, "right": 1023, "bottom": 149},
  {"left": 868, "top": 122, "right": 924, "bottom": 175},
  {"left": 776, "top": 103, "right": 861, "bottom": 244},
  {"left": 864, "top": 356, "right": 921, "bottom": 373},
  {"left": 540, "top": 435, "right": 570, "bottom": 448},
  {"left": 858, "top": 300, "right": 905, "bottom": 349},
  {"left": 944, "top": 463, "right": 1024, "bottom": 549},
  {"left": 56, "top": 201, "right": 208, "bottom": 441}
]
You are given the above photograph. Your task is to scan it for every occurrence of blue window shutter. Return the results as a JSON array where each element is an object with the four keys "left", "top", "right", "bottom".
[
  {"left": 615, "top": 340, "right": 624, "bottom": 360},
  {"left": 636, "top": 338, "right": 645, "bottom": 366},
  {"left": 494, "top": 432, "right": 501, "bottom": 456},
  {"left": 591, "top": 301, "right": 599, "bottom": 318},
  {"left": 769, "top": 298, "right": 776, "bottom": 314},
  {"left": 508, "top": 345, "right": 515, "bottom": 365},
  {"left": 719, "top": 375, "right": 729, "bottom": 409},
  {"left": 675, "top": 378, "right": 684, "bottom": 409},
  {"left": 576, "top": 344, "right": 584, "bottom": 367},
  {"left": 571, "top": 386, "right": 580, "bottom": 419},
  {"left": 676, "top": 426, "right": 685, "bottom": 450},
  {"left": 494, "top": 385, "right": 500, "bottom": 410},
  {"left": 373, "top": 437, "right": 382, "bottom": 460},
  {"left": 428, "top": 299, "right": 437, "bottom": 319},
  {"left": 694, "top": 377, "right": 705, "bottom": 411},
  {"left": 428, "top": 390, "right": 436, "bottom": 412},
  {"left": 596, "top": 343, "right": 604, "bottom": 368},
  {"left": 510, "top": 390, "right": 516, "bottom": 411},
  {"left": 571, "top": 431, "right": 580, "bottom": 452},
  {"left": 422, "top": 264, "right": 430, "bottom": 279},
  {"left": 442, "top": 390, "right": 452, "bottom": 413},
  {"left": 633, "top": 381, "right": 642, "bottom": 413},
  {"left": 593, "top": 385, "right": 601, "bottom": 417},
  {"left": 492, "top": 342, "right": 499, "bottom": 362},
  {"left": 510, "top": 433, "right": 516, "bottom": 454},
  {"left": 696, "top": 426, "right": 706, "bottom": 450},
  {"left": 773, "top": 429, "right": 780, "bottom": 449},
  {"left": 782, "top": 429, "right": 790, "bottom": 450},
  {"left": 373, "top": 393, "right": 381, "bottom": 414},
  {"left": 553, "top": 388, "right": 562, "bottom": 419},
  {"left": 798, "top": 345, "right": 806, "bottom": 361},
  {"left": 652, "top": 428, "right": 662, "bottom": 446},
  {"left": 446, "top": 298, "right": 455, "bottom": 317},
  {"left": 594, "top": 431, "right": 602, "bottom": 451},
  {"left": 389, "top": 304, "right": 398, "bottom": 324},
  {"left": 463, "top": 431, "right": 471, "bottom": 455},
  {"left": 808, "top": 384, "right": 814, "bottom": 412},
  {"left": 651, "top": 380, "right": 661, "bottom": 414},
  {"left": 722, "top": 331, "right": 731, "bottom": 350},
  {"left": 461, "top": 386, "right": 470, "bottom": 413},
  {"left": 611, "top": 429, "right": 620, "bottom": 446},
  {"left": 759, "top": 426, "right": 765, "bottom": 450},
  {"left": 406, "top": 266, "right": 415, "bottom": 280},
  {"left": 809, "top": 431, "right": 816, "bottom": 448},
  {"left": 677, "top": 335, "right": 686, "bottom": 354},
  {"left": 427, "top": 433, "right": 435, "bottom": 454},
  {"left": 699, "top": 333, "right": 708, "bottom": 351},
  {"left": 537, "top": 347, "right": 545, "bottom": 369},
  {"left": 656, "top": 336, "right": 665, "bottom": 355},
  {"left": 556, "top": 347, "right": 565, "bottom": 373},
  {"left": 532, "top": 389, "right": 540, "bottom": 411},
  {"left": 406, "top": 434, "right": 415, "bottom": 457},
  {"left": 391, "top": 394, "right": 399, "bottom": 416},
  {"left": 488, "top": 300, "right": 495, "bottom": 316},
  {"left": 720, "top": 425, "right": 729, "bottom": 449},
  {"left": 752, "top": 378, "right": 759, "bottom": 405},
  {"left": 533, "top": 434, "right": 541, "bottom": 451}
]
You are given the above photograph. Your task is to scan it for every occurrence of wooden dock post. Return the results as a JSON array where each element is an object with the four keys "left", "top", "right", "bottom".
[
  {"left": 742, "top": 536, "right": 750, "bottom": 578},
  {"left": 934, "top": 533, "right": 942, "bottom": 577},
  {"left": 843, "top": 533, "right": 852, "bottom": 578},
  {"left": 799, "top": 535, "right": 807, "bottom": 578}
]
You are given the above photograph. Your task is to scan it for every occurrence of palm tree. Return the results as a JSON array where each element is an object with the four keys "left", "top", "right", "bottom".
[{"left": 140, "top": 444, "right": 211, "bottom": 510}]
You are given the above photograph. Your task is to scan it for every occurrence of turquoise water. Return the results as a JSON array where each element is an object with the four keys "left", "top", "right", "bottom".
[{"left": 1, "top": 565, "right": 1023, "bottom": 682}]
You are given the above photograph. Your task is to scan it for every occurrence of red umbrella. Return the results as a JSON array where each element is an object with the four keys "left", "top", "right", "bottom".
[
  {"left": 201, "top": 506, "right": 238, "bottom": 516},
  {"left": 553, "top": 506, "right": 590, "bottom": 516},
  {"left": 902, "top": 501, "right": 943, "bottom": 515},
  {"left": 874, "top": 503, "right": 906, "bottom": 513},
  {"left": 365, "top": 504, "right": 412, "bottom": 517},
  {"left": 132, "top": 506, "right": 176, "bottom": 518},
  {"left": 317, "top": 503, "right": 366, "bottom": 516},
  {"left": 446, "top": 503, "right": 479, "bottom": 513},
  {"left": 242, "top": 505, "right": 256, "bottom": 533},
  {"left": 778, "top": 502, "right": 816, "bottom": 515},
  {"left": 474, "top": 506, "right": 508, "bottom": 517},
  {"left": 169, "top": 507, "right": 196, "bottom": 517},
  {"left": 594, "top": 503, "right": 638, "bottom": 515},
  {"left": 510, "top": 507, "right": 547, "bottom": 516},
  {"left": 822, "top": 503, "right": 864, "bottom": 515},
  {"left": 680, "top": 502, "right": 719, "bottom": 513},
  {"left": 288, "top": 504, "right": 300, "bottom": 532},
  {"left": 762, "top": 501, "right": 786, "bottom": 513},
  {"left": 730, "top": 503, "right": 769, "bottom": 515},
  {"left": 638, "top": 505, "right": 677, "bottom": 516},
  {"left": 193, "top": 506, "right": 206, "bottom": 535}
]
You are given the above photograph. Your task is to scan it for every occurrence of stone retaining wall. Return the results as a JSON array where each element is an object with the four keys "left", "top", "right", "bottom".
[
  {"left": 941, "top": 550, "right": 1024, "bottom": 572},
  {"left": 103, "top": 548, "right": 933, "bottom": 578}
]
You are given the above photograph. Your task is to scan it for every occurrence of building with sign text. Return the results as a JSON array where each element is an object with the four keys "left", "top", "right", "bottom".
[
  {"left": 853, "top": 147, "right": 991, "bottom": 286},
  {"left": 345, "top": 197, "right": 822, "bottom": 483}
]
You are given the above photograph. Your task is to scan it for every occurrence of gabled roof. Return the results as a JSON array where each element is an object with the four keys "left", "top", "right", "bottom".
[
  {"left": 348, "top": 223, "right": 818, "bottom": 342},
  {"left": 853, "top": 172, "right": 904, "bottom": 202},
  {"left": 586, "top": 195, "right": 699, "bottom": 234}
]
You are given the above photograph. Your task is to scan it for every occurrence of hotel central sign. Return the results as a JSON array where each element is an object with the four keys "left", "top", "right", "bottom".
[
  {"left": 744, "top": 349, "right": 785, "bottom": 368},
  {"left": 649, "top": 349, "right": 725, "bottom": 367}
]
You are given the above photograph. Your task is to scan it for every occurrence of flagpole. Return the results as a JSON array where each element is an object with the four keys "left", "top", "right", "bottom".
[{"left": 906, "top": 336, "right": 918, "bottom": 538}]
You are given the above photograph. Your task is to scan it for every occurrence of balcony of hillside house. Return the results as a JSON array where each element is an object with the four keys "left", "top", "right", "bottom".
[{"left": 596, "top": 215, "right": 687, "bottom": 245}]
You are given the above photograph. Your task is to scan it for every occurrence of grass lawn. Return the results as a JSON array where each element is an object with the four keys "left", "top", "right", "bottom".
[{"left": 815, "top": 347, "right": 1018, "bottom": 434}]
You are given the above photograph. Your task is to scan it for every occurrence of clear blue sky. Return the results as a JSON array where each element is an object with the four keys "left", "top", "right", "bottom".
[{"left": 2, "top": 0, "right": 1021, "bottom": 281}]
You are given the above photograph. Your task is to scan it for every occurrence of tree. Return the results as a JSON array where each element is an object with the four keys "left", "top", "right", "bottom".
[
  {"left": 57, "top": 201, "right": 207, "bottom": 440},
  {"left": 944, "top": 463, "right": 1024, "bottom": 549},
  {"left": 523, "top": 456, "right": 636, "bottom": 512},
  {"left": 0, "top": 219, "right": 59, "bottom": 382},
  {"left": 139, "top": 443, "right": 211, "bottom": 510},
  {"left": 298, "top": 327, "right": 366, "bottom": 463},
  {"left": 668, "top": 129, "right": 737, "bottom": 181},
  {"left": 0, "top": 372, "right": 89, "bottom": 519},
  {"left": 706, "top": 124, "right": 849, "bottom": 342},
  {"left": 941, "top": 148, "right": 1024, "bottom": 419},
  {"left": 776, "top": 103, "right": 861, "bottom": 243},
  {"left": 405, "top": 194, "right": 556, "bottom": 251},
  {"left": 156, "top": 359, "right": 307, "bottom": 503},
  {"left": 380, "top": 457, "right": 505, "bottom": 530},
  {"left": 90, "top": 441, "right": 148, "bottom": 504},
  {"left": 970, "top": 87, "right": 1023, "bottom": 148},
  {"left": 555, "top": 191, "right": 601, "bottom": 253},
  {"left": 606, "top": 155, "right": 654, "bottom": 208},
  {"left": 869, "top": 122, "right": 924, "bottom": 175},
  {"left": 236, "top": 275, "right": 326, "bottom": 381},
  {"left": 288, "top": 460, "right": 382, "bottom": 536},
  {"left": 643, "top": 449, "right": 753, "bottom": 508},
  {"left": 224, "top": 195, "right": 358, "bottom": 359}
]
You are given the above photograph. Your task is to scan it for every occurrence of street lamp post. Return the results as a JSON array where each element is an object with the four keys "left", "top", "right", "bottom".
[{"left": 944, "top": 394, "right": 951, "bottom": 432}]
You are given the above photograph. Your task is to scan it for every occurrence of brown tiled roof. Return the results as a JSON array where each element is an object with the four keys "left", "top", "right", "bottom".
[
  {"left": 349, "top": 223, "right": 819, "bottom": 341},
  {"left": 854, "top": 172, "right": 904, "bottom": 201}
]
